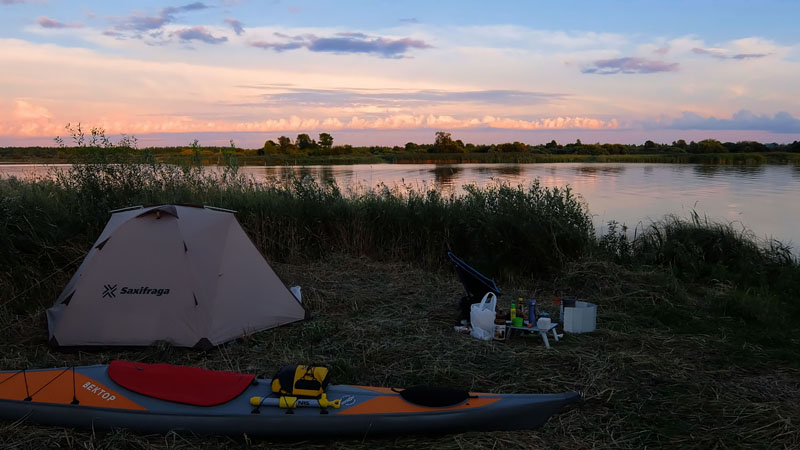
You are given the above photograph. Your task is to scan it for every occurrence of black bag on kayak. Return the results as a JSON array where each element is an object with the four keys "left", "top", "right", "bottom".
[
  {"left": 271, "top": 365, "right": 330, "bottom": 398},
  {"left": 396, "top": 386, "right": 473, "bottom": 407}
]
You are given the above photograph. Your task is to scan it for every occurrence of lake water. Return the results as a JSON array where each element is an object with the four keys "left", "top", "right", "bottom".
[{"left": 3, "top": 162, "right": 799, "bottom": 249}]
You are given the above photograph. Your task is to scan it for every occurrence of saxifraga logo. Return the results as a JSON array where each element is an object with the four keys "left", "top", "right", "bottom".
[
  {"left": 102, "top": 284, "right": 171, "bottom": 298},
  {"left": 102, "top": 284, "right": 117, "bottom": 298}
]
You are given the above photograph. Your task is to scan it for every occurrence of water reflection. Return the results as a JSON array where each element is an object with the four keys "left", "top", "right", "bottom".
[
  {"left": 319, "top": 166, "right": 336, "bottom": 184},
  {"left": 492, "top": 165, "right": 523, "bottom": 176},
  {"left": 572, "top": 165, "right": 626, "bottom": 177},
  {"left": 278, "top": 166, "right": 295, "bottom": 180},
  {"left": 431, "top": 165, "right": 463, "bottom": 187},
  {"left": 693, "top": 165, "right": 721, "bottom": 178},
  {"left": 694, "top": 164, "right": 765, "bottom": 179}
]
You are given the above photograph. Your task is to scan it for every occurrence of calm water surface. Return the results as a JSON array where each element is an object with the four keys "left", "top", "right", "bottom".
[{"left": 3, "top": 162, "right": 799, "bottom": 249}]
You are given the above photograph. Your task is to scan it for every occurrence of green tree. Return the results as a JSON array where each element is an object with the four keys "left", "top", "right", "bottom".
[
  {"left": 495, "top": 142, "right": 527, "bottom": 153},
  {"left": 262, "top": 139, "right": 278, "bottom": 155},
  {"left": 672, "top": 139, "right": 688, "bottom": 149},
  {"left": 434, "top": 131, "right": 453, "bottom": 148},
  {"left": 691, "top": 139, "right": 727, "bottom": 154},
  {"left": 405, "top": 142, "right": 420, "bottom": 152},
  {"left": 318, "top": 133, "right": 333, "bottom": 150},
  {"left": 277, "top": 136, "right": 295, "bottom": 153},
  {"left": 296, "top": 133, "right": 315, "bottom": 150},
  {"left": 432, "top": 131, "right": 465, "bottom": 153}
]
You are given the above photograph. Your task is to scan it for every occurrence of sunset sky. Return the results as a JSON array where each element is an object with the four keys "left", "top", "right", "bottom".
[{"left": 1, "top": 0, "right": 799, "bottom": 147}]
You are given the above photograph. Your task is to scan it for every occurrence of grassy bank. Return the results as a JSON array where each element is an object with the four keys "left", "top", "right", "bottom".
[
  {"left": 1, "top": 161, "right": 798, "bottom": 449},
  {"left": 382, "top": 151, "right": 800, "bottom": 165},
  {"left": 3, "top": 147, "right": 800, "bottom": 166}
]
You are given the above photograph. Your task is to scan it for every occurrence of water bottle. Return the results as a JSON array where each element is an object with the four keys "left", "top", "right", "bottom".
[{"left": 527, "top": 299, "right": 537, "bottom": 324}]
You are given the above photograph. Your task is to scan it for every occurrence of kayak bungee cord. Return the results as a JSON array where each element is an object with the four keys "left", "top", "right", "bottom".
[
  {"left": 24, "top": 366, "right": 71, "bottom": 402},
  {"left": 0, "top": 366, "right": 81, "bottom": 404},
  {"left": 0, "top": 370, "right": 27, "bottom": 399},
  {"left": 71, "top": 366, "right": 79, "bottom": 405}
]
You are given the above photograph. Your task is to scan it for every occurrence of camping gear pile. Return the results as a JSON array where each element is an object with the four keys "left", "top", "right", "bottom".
[
  {"left": 448, "top": 252, "right": 593, "bottom": 347},
  {"left": 0, "top": 206, "right": 581, "bottom": 437}
]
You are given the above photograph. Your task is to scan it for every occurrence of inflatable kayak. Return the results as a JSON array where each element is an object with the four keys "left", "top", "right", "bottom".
[{"left": 0, "top": 361, "right": 581, "bottom": 437}]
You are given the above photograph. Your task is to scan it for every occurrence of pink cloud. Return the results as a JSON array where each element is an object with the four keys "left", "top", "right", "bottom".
[
  {"left": 0, "top": 113, "right": 620, "bottom": 138},
  {"left": 691, "top": 47, "right": 768, "bottom": 60},
  {"left": 583, "top": 57, "right": 678, "bottom": 74},
  {"left": 37, "top": 17, "right": 84, "bottom": 29}
]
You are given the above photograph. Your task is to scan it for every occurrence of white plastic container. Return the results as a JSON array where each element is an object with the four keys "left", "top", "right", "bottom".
[
  {"left": 562, "top": 301, "right": 597, "bottom": 333},
  {"left": 536, "top": 316, "right": 551, "bottom": 330}
]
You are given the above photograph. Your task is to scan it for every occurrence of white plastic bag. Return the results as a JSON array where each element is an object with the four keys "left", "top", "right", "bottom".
[
  {"left": 470, "top": 292, "right": 497, "bottom": 341},
  {"left": 290, "top": 286, "right": 302, "bottom": 303}
]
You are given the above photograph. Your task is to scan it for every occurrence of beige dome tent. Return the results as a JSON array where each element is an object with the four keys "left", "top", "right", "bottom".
[{"left": 47, "top": 205, "right": 308, "bottom": 348}]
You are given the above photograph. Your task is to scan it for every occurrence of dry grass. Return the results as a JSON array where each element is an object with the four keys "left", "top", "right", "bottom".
[{"left": 1, "top": 254, "right": 798, "bottom": 449}]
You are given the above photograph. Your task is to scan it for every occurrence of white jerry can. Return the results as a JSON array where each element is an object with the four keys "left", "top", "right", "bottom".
[{"left": 562, "top": 301, "right": 597, "bottom": 333}]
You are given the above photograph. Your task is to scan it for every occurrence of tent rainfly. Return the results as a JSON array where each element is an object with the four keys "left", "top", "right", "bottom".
[{"left": 47, "top": 205, "right": 308, "bottom": 348}]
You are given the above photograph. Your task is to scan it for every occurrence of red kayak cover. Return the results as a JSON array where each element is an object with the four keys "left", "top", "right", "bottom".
[{"left": 108, "top": 360, "right": 256, "bottom": 406}]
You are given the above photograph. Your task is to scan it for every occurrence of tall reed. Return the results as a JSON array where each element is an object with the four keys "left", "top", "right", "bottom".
[{"left": 0, "top": 158, "right": 595, "bottom": 304}]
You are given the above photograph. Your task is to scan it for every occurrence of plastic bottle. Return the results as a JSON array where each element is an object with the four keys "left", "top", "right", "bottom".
[
  {"left": 494, "top": 313, "right": 507, "bottom": 340},
  {"left": 528, "top": 299, "right": 537, "bottom": 324},
  {"left": 510, "top": 301, "right": 517, "bottom": 321}
]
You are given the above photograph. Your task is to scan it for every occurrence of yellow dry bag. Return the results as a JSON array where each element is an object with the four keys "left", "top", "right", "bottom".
[{"left": 271, "top": 365, "right": 330, "bottom": 399}]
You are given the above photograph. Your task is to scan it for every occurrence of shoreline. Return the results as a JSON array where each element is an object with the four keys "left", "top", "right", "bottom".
[{"left": 1, "top": 151, "right": 799, "bottom": 166}]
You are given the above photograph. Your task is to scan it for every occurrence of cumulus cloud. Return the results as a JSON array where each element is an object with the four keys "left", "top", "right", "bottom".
[
  {"left": 250, "top": 41, "right": 306, "bottom": 51},
  {"left": 239, "top": 86, "right": 565, "bottom": 108},
  {"left": 224, "top": 18, "right": 244, "bottom": 35},
  {"left": 692, "top": 47, "right": 768, "bottom": 60},
  {"left": 665, "top": 110, "right": 800, "bottom": 133},
  {"left": 582, "top": 57, "right": 678, "bottom": 74},
  {"left": 0, "top": 111, "right": 618, "bottom": 137},
  {"left": 173, "top": 26, "right": 227, "bottom": 44},
  {"left": 13, "top": 99, "right": 52, "bottom": 120},
  {"left": 115, "top": 2, "right": 210, "bottom": 32},
  {"left": 37, "top": 17, "right": 84, "bottom": 29},
  {"left": 250, "top": 32, "right": 431, "bottom": 58}
]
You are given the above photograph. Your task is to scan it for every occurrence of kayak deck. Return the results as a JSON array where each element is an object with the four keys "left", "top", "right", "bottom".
[{"left": 0, "top": 364, "right": 581, "bottom": 436}]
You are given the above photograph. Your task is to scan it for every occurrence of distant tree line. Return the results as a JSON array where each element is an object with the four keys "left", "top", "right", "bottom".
[
  {"left": 260, "top": 131, "right": 800, "bottom": 156},
  {"left": 1, "top": 127, "right": 800, "bottom": 159}
]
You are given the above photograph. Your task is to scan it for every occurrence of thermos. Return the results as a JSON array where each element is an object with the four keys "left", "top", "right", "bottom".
[{"left": 527, "top": 299, "right": 537, "bottom": 323}]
